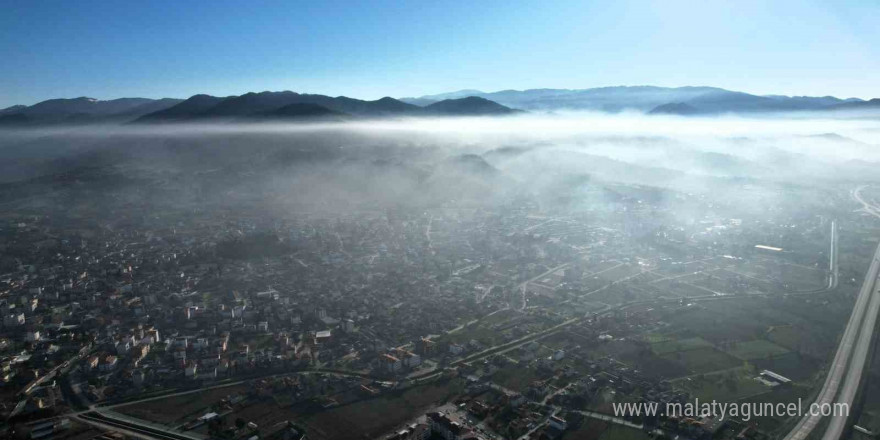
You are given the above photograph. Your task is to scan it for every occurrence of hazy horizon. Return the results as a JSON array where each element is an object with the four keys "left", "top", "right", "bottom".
[{"left": 2, "top": 0, "right": 879, "bottom": 107}]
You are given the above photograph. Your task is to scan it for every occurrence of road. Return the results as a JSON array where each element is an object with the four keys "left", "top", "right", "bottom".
[
  {"left": 76, "top": 411, "right": 204, "bottom": 440},
  {"left": 823, "top": 261, "right": 880, "bottom": 440},
  {"left": 854, "top": 185, "right": 880, "bottom": 218},
  {"left": 39, "top": 368, "right": 384, "bottom": 439},
  {"left": 785, "top": 187, "right": 880, "bottom": 440},
  {"left": 822, "top": 189, "right": 880, "bottom": 440},
  {"left": 517, "top": 261, "right": 573, "bottom": 310}
]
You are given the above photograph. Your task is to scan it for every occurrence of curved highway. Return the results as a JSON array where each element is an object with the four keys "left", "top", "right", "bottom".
[{"left": 785, "top": 186, "right": 880, "bottom": 440}]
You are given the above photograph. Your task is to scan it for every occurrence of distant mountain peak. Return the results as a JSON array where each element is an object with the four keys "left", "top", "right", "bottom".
[
  {"left": 408, "top": 86, "right": 878, "bottom": 115},
  {"left": 424, "top": 96, "right": 519, "bottom": 116},
  {"left": 0, "top": 104, "right": 27, "bottom": 114}
]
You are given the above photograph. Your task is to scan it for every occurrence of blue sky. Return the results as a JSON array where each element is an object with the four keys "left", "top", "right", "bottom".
[{"left": 1, "top": 0, "right": 878, "bottom": 107}]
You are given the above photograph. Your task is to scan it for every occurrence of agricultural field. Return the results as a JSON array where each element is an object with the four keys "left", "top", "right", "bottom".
[
  {"left": 208, "top": 378, "right": 466, "bottom": 440},
  {"left": 766, "top": 325, "right": 805, "bottom": 351},
  {"left": 661, "top": 347, "right": 742, "bottom": 375},
  {"left": 672, "top": 366, "right": 769, "bottom": 402},
  {"left": 650, "top": 337, "right": 713, "bottom": 355},
  {"left": 725, "top": 339, "right": 790, "bottom": 361},
  {"left": 562, "top": 418, "right": 651, "bottom": 440},
  {"left": 118, "top": 377, "right": 465, "bottom": 440},
  {"left": 115, "top": 383, "right": 251, "bottom": 425},
  {"left": 738, "top": 384, "right": 814, "bottom": 435},
  {"left": 750, "top": 352, "right": 818, "bottom": 382}
]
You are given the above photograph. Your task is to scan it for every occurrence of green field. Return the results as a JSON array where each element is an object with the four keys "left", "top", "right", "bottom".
[
  {"left": 651, "top": 337, "right": 713, "bottom": 355},
  {"left": 673, "top": 366, "right": 769, "bottom": 402},
  {"left": 598, "top": 424, "right": 653, "bottom": 440},
  {"left": 751, "top": 352, "right": 817, "bottom": 382},
  {"left": 767, "top": 326, "right": 804, "bottom": 351},
  {"left": 562, "top": 418, "right": 651, "bottom": 440},
  {"left": 290, "top": 379, "right": 465, "bottom": 440},
  {"left": 203, "top": 378, "right": 466, "bottom": 440},
  {"left": 726, "top": 339, "right": 790, "bottom": 361},
  {"left": 116, "top": 383, "right": 251, "bottom": 425},
  {"left": 662, "top": 347, "right": 742, "bottom": 375},
  {"left": 644, "top": 333, "right": 672, "bottom": 344}
]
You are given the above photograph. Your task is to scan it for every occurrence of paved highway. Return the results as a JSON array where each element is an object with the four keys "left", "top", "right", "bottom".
[
  {"left": 77, "top": 411, "right": 203, "bottom": 440},
  {"left": 785, "top": 187, "right": 880, "bottom": 440},
  {"left": 823, "top": 262, "right": 880, "bottom": 440},
  {"left": 822, "top": 187, "right": 880, "bottom": 440}
]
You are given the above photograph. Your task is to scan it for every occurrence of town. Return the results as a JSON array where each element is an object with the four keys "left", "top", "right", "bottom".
[{"left": 2, "top": 166, "right": 877, "bottom": 440}]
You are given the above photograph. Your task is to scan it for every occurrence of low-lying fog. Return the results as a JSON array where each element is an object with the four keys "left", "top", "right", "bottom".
[{"left": 1, "top": 111, "right": 879, "bottom": 217}]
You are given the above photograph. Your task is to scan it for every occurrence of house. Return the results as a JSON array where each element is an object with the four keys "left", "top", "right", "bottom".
[
  {"left": 549, "top": 415, "right": 567, "bottom": 431},
  {"left": 404, "top": 352, "right": 421, "bottom": 368},
  {"left": 100, "top": 355, "right": 118, "bottom": 371},
  {"left": 315, "top": 330, "right": 332, "bottom": 345},
  {"left": 146, "top": 328, "right": 160, "bottom": 344},
  {"left": 759, "top": 370, "right": 792, "bottom": 387},
  {"left": 416, "top": 337, "right": 434, "bottom": 355},
  {"left": 394, "top": 349, "right": 421, "bottom": 368},
  {"left": 385, "top": 423, "right": 431, "bottom": 440},
  {"left": 185, "top": 361, "right": 198, "bottom": 378},
  {"left": 342, "top": 319, "right": 355, "bottom": 332},
  {"left": 382, "top": 354, "right": 402, "bottom": 373},
  {"left": 132, "top": 345, "right": 150, "bottom": 365},
  {"left": 115, "top": 340, "right": 130, "bottom": 355},
  {"left": 426, "top": 412, "right": 475, "bottom": 440},
  {"left": 4, "top": 313, "right": 25, "bottom": 327},
  {"left": 86, "top": 355, "right": 100, "bottom": 371},
  {"left": 193, "top": 338, "right": 209, "bottom": 350}
]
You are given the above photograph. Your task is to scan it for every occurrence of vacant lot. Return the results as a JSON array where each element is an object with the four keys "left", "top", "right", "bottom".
[
  {"left": 222, "top": 378, "right": 466, "bottom": 440},
  {"left": 492, "top": 365, "right": 539, "bottom": 392},
  {"left": 116, "top": 383, "right": 251, "bottom": 425}
]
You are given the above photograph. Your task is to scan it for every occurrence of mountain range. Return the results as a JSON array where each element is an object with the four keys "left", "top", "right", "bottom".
[
  {"left": 403, "top": 86, "right": 880, "bottom": 115},
  {"left": 0, "top": 92, "right": 518, "bottom": 127},
  {"left": 3, "top": 86, "right": 879, "bottom": 127},
  {"left": 0, "top": 97, "right": 186, "bottom": 126}
]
